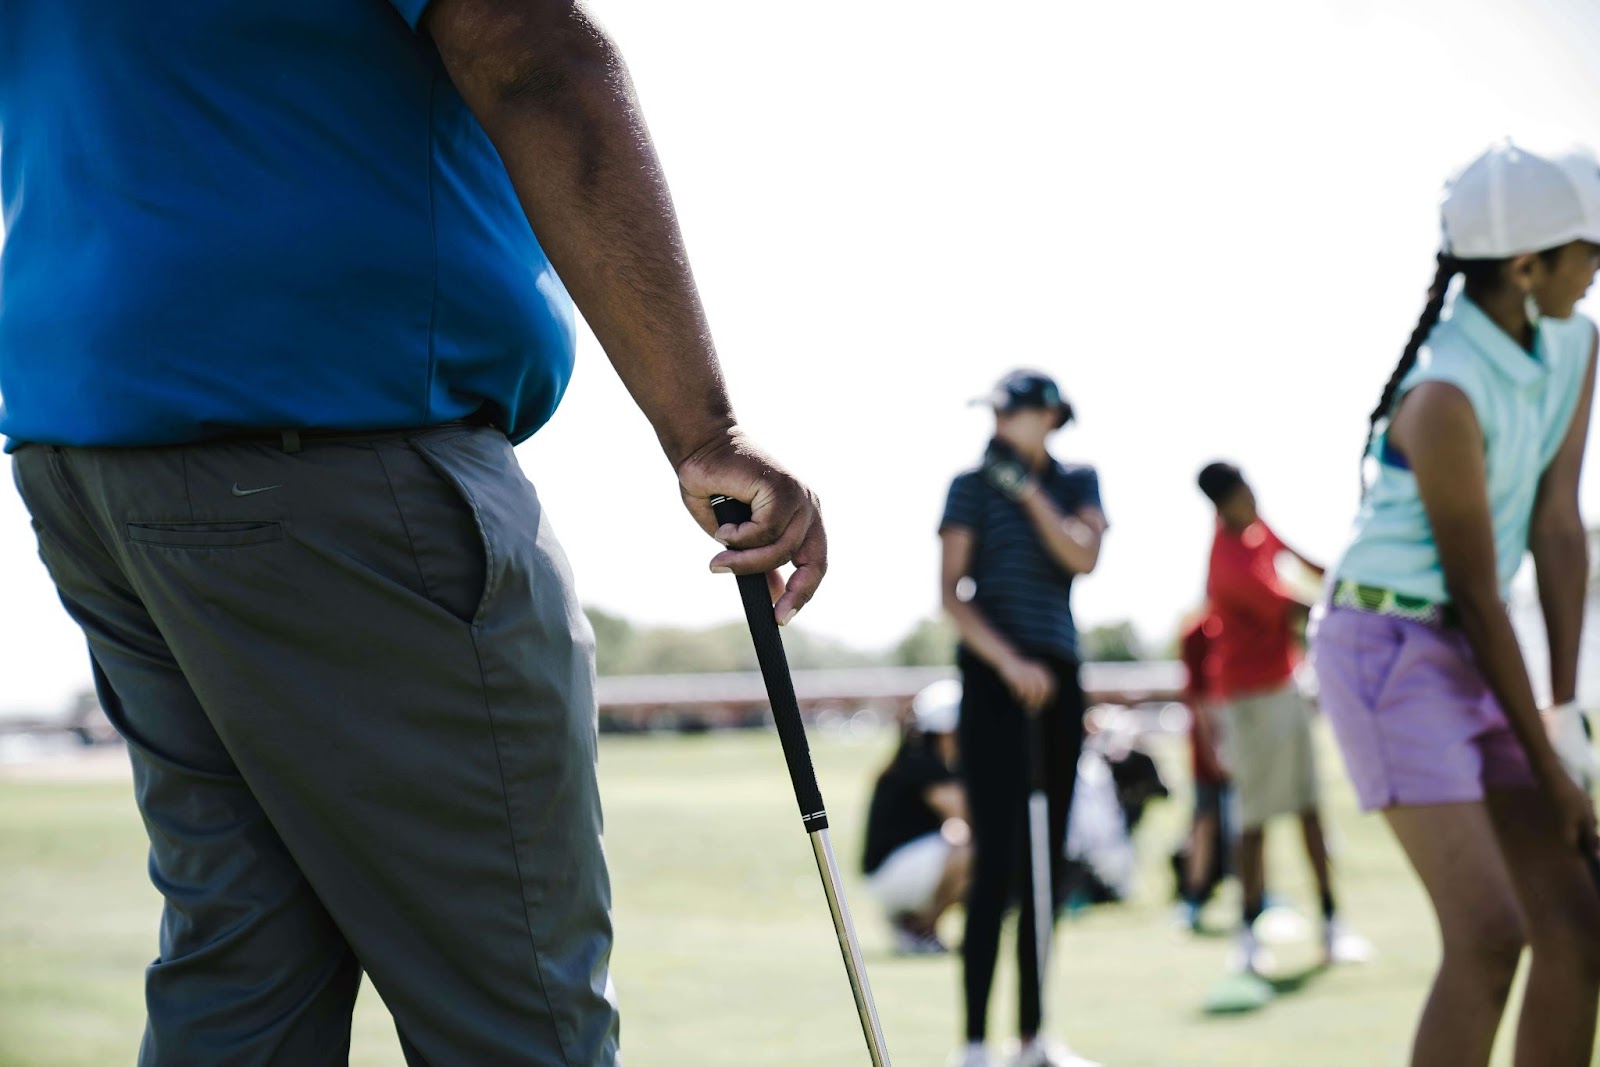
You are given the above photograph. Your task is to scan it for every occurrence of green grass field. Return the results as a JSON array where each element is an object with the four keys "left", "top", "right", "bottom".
[{"left": 0, "top": 727, "right": 1579, "bottom": 1066}]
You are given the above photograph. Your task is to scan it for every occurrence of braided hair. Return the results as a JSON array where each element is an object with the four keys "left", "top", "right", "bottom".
[
  {"left": 1359, "top": 253, "right": 1459, "bottom": 492},
  {"left": 1360, "top": 249, "right": 1564, "bottom": 491}
]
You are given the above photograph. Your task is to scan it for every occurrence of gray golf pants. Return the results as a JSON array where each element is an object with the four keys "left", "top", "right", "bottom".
[{"left": 11, "top": 424, "right": 619, "bottom": 1066}]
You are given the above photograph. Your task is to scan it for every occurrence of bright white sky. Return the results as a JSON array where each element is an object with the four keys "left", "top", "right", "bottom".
[{"left": 4, "top": 0, "right": 1600, "bottom": 712}]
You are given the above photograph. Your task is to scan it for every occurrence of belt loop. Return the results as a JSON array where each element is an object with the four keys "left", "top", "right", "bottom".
[{"left": 280, "top": 430, "right": 302, "bottom": 454}]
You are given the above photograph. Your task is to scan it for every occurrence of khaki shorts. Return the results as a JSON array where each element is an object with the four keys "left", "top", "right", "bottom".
[{"left": 1218, "top": 681, "right": 1320, "bottom": 830}]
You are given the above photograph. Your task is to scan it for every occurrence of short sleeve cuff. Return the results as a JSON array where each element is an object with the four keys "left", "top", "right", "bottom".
[{"left": 390, "top": 0, "right": 432, "bottom": 30}]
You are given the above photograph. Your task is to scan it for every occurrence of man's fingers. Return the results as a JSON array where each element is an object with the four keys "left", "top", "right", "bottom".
[
  {"left": 709, "top": 483, "right": 801, "bottom": 548},
  {"left": 772, "top": 520, "right": 827, "bottom": 625},
  {"left": 774, "top": 563, "right": 823, "bottom": 626},
  {"left": 677, "top": 433, "right": 826, "bottom": 622},
  {"left": 709, "top": 502, "right": 814, "bottom": 576}
]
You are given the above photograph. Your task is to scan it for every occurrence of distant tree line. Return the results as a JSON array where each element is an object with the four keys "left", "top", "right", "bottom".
[{"left": 584, "top": 608, "right": 1148, "bottom": 676}]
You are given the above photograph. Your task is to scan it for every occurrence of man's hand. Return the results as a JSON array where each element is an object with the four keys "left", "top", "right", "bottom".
[
  {"left": 677, "top": 428, "right": 826, "bottom": 626},
  {"left": 1000, "top": 655, "right": 1055, "bottom": 715},
  {"left": 982, "top": 438, "right": 1034, "bottom": 501}
]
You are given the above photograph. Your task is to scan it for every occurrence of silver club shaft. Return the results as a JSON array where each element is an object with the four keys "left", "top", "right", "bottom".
[
  {"left": 810, "top": 828, "right": 892, "bottom": 1066},
  {"left": 1028, "top": 791, "right": 1053, "bottom": 996}
]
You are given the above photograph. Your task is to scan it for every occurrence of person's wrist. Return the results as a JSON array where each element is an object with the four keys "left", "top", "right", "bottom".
[
  {"left": 666, "top": 416, "right": 740, "bottom": 473},
  {"left": 1532, "top": 744, "right": 1574, "bottom": 787}
]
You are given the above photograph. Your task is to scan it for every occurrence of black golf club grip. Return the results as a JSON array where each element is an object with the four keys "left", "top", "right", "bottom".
[{"left": 710, "top": 496, "right": 828, "bottom": 831}]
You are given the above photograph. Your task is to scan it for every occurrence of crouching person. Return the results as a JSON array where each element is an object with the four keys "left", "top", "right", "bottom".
[{"left": 862, "top": 679, "right": 973, "bottom": 954}]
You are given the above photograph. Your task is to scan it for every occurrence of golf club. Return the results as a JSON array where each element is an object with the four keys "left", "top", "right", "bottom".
[
  {"left": 709, "top": 495, "right": 892, "bottom": 1066},
  {"left": 1026, "top": 709, "right": 1052, "bottom": 1011}
]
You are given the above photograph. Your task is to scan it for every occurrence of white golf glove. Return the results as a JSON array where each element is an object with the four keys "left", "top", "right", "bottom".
[{"left": 1543, "top": 702, "right": 1597, "bottom": 791}]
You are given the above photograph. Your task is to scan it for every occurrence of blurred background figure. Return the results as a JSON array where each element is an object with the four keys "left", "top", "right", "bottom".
[
  {"left": 940, "top": 369, "right": 1106, "bottom": 1067},
  {"left": 1062, "top": 708, "right": 1169, "bottom": 911},
  {"left": 861, "top": 679, "right": 972, "bottom": 956},
  {"left": 1197, "top": 461, "right": 1370, "bottom": 996},
  {"left": 1172, "top": 607, "right": 1236, "bottom": 933}
]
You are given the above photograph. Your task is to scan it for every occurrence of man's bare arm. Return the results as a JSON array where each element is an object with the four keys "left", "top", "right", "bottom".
[{"left": 422, "top": 0, "right": 825, "bottom": 621}]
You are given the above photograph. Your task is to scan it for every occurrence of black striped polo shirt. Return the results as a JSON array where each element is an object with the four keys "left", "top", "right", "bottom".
[{"left": 939, "top": 459, "right": 1103, "bottom": 663}]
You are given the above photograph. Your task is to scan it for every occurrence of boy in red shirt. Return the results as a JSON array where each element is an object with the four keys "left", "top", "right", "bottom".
[{"left": 1198, "top": 462, "right": 1369, "bottom": 979}]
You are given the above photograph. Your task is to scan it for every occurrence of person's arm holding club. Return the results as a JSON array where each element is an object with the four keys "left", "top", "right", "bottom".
[
  {"left": 1529, "top": 330, "right": 1598, "bottom": 790},
  {"left": 423, "top": 0, "right": 824, "bottom": 623},
  {"left": 940, "top": 527, "right": 1054, "bottom": 714}
]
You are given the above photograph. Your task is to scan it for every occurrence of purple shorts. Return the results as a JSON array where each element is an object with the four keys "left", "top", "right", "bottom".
[{"left": 1311, "top": 606, "right": 1537, "bottom": 811}]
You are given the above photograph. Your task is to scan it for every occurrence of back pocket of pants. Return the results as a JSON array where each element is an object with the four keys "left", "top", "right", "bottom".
[{"left": 127, "top": 521, "right": 284, "bottom": 548}]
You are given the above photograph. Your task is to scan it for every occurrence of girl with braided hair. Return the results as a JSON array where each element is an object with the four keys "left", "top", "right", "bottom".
[{"left": 1313, "top": 140, "right": 1600, "bottom": 1067}]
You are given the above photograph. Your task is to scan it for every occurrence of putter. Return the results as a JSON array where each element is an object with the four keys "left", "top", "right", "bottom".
[
  {"left": 1026, "top": 709, "right": 1053, "bottom": 1011},
  {"left": 710, "top": 496, "right": 892, "bottom": 1067}
]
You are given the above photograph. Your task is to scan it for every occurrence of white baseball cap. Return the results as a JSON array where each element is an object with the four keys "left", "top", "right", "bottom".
[
  {"left": 911, "top": 679, "right": 961, "bottom": 735},
  {"left": 1441, "top": 139, "right": 1600, "bottom": 259}
]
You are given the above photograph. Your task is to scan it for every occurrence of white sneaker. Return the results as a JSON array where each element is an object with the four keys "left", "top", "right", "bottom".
[
  {"left": 948, "top": 1043, "right": 992, "bottom": 1067},
  {"left": 1323, "top": 918, "right": 1374, "bottom": 965},
  {"left": 1010, "top": 1037, "right": 1103, "bottom": 1067}
]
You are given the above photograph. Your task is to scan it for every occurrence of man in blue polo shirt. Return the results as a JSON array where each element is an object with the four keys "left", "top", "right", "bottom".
[
  {"left": 938, "top": 370, "right": 1107, "bottom": 1067},
  {"left": 0, "top": 3, "right": 827, "bottom": 1064}
]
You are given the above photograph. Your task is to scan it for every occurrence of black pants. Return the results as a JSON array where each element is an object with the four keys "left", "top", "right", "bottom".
[
  {"left": 957, "top": 649, "right": 1085, "bottom": 1042},
  {"left": 12, "top": 427, "right": 617, "bottom": 1066}
]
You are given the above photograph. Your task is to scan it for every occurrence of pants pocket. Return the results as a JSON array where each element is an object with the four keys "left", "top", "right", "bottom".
[
  {"left": 378, "top": 436, "right": 490, "bottom": 627},
  {"left": 127, "top": 521, "right": 285, "bottom": 548},
  {"left": 1316, "top": 610, "right": 1407, "bottom": 712},
  {"left": 1352, "top": 619, "right": 1410, "bottom": 711}
]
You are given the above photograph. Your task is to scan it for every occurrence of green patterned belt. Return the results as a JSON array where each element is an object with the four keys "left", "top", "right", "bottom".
[{"left": 1332, "top": 579, "right": 1461, "bottom": 628}]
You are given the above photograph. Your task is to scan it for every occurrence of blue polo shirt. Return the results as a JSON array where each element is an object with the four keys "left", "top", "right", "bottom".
[
  {"left": 0, "top": 2, "right": 575, "bottom": 450},
  {"left": 940, "top": 458, "right": 1104, "bottom": 663}
]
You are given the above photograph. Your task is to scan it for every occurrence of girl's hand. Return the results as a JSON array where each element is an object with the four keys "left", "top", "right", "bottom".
[{"left": 1550, "top": 774, "right": 1599, "bottom": 856}]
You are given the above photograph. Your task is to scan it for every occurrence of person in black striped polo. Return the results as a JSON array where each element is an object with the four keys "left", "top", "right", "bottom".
[{"left": 938, "top": 370, "right": 1107, "bottom": 1067}]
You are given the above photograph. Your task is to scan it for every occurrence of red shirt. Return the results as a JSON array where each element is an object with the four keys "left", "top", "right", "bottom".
[
  {"left": 1179, "top": 611, "right": 1227, "bottom": 786},
  {"left": 1205, "top": 520, "right": 1299, "bottom": 698}
]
